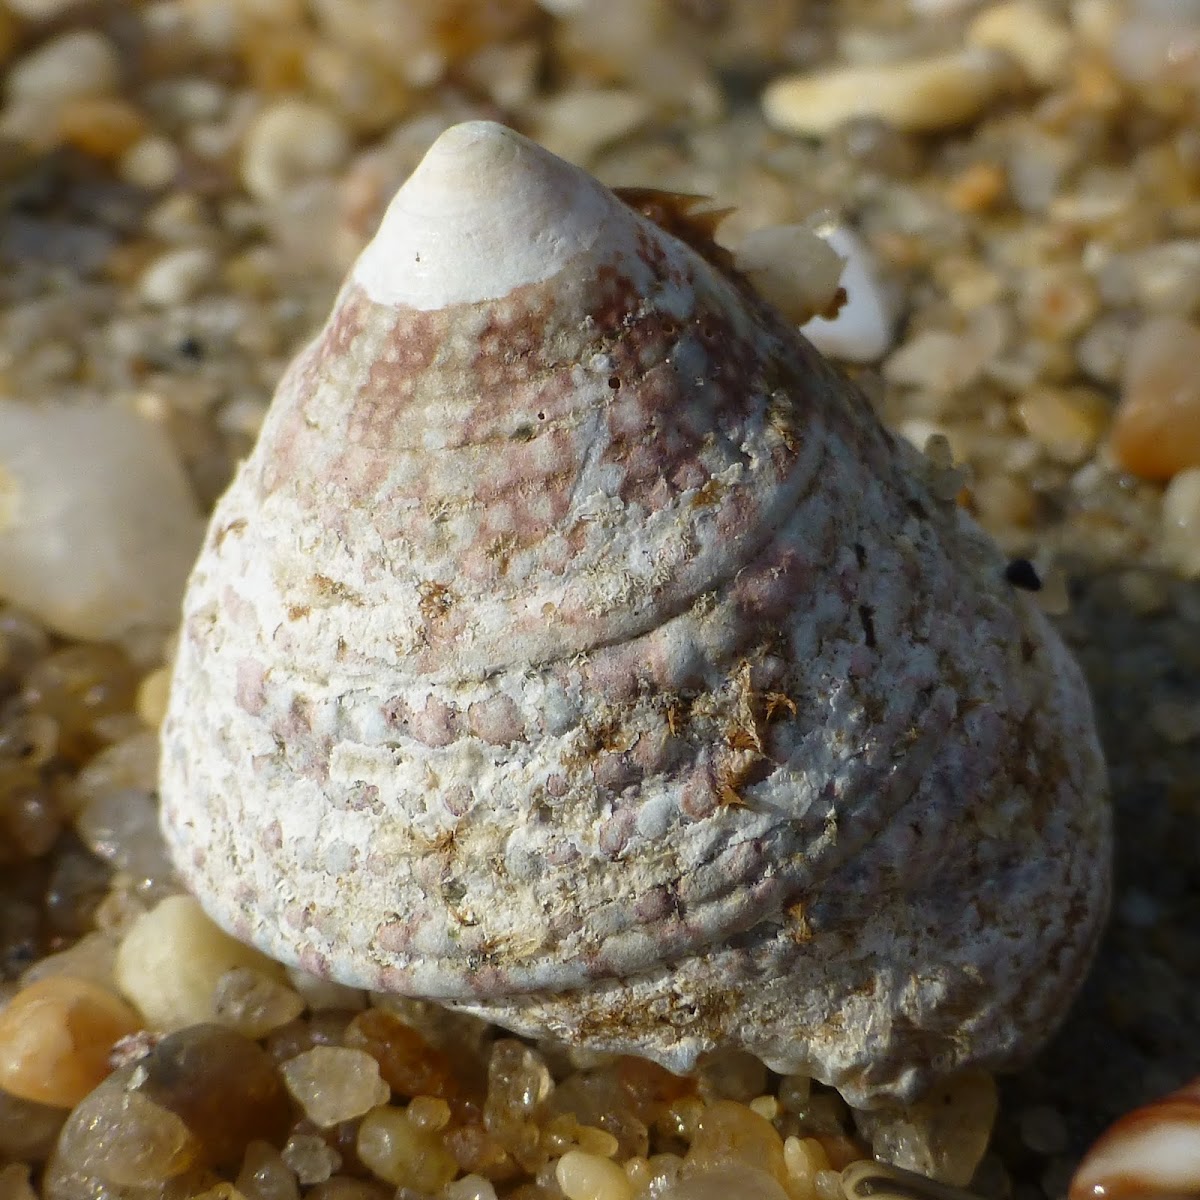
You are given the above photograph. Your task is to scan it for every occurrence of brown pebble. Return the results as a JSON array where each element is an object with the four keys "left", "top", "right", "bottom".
[
  {"left": 22, "top": 644, "right": 138, "bottom": 763},
  {"left": 1111, "top": 315, "right": 1200, "bottom": 480},
  {"left": 0, "top": 1086, "right": 67, "bottom": 1162},
  {"left": 344, "top": 1008, "right": 460, "bottom": 1101},
  {"left": 137, "top": 1024, "right": 293, "bottom": 1168},
  {"left": 0, "top": 975, "right": 141, "bottom": 1108},
  {"left": 307, "top": 1177, "right": 391, "bottom": 1200},
  {"left": 945, "top": 161, "right": 1008, "bottom": 213},
  {"left": 55, "top": 97, "right": 146, "bottom": 161},
  {"left": 0, "top": 762, "right": 63, "bottom": 862}
]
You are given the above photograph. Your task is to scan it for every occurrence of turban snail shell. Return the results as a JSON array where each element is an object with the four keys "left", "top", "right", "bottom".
[{"left": 160, "top": 121, "right": 1111, "bottom": 1108}]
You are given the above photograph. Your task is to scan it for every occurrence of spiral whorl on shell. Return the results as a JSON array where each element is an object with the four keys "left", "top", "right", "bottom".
[{"left": 159, "top": 121, "right": 1110, "bottom": 1107}]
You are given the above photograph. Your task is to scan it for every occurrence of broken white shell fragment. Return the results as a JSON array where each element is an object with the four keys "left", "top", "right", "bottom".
[
  {"left": 731, "top": 223, "right": 846, "bottom": 327},
  {"left": 733, "top": 223, "right": 894, "bottom": 362},
  {"left": 800, "top": 225, "right": 894, "bottom": 363},
  {"left": 763, "top": 48, "right": 1017, "bottom": 136},
  {"left": 160, "top": 121, "right": 1110, "bottom": 1108}
]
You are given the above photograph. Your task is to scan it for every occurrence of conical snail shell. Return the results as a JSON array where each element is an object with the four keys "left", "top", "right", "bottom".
[{"left": 160, "top": 121, "right": 1111, "bottom": 1107}]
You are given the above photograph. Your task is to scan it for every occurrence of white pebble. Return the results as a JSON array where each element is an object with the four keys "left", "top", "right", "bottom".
[
  {"left": 0, "top": 402, "right": 204, "bottom": 642},
  {"left": 968, "top": 1, "right": 1077, "bottom": 86},
  {"left": 532, "top": 87, "right": 652, "bottom": 165},
  {"left": 733, "top": 224, "right": 846, "bottom": 327},
  {"left": 763, "top": 48, "right": 1016, "bottom": 136},
  {"left": 114, "top": 894, "right": 287, "bottom": 1030},
  {"left": 445, "top": 1176, "right": 499, "bottom": 1200},
  {"left": 800, "top": 225, "right": 894, "bottom": 362},
  {"left": 138, "top": 245, "right": 218, "bottom": 308},
  {"left": 4, "top": 30, "right": 121, "bottom": 106},
  {"left": 119, "top": 135, "right": 182, "bottom": 190},
  {"left": 241, "top": 99, "right": 351, "bottom": 204},
  {"left": 556, "top": 1150, "right": 634, "bottom": 1200},
  {"left": 1161, "top": 467, "right": 1200, "bottom": 579}
]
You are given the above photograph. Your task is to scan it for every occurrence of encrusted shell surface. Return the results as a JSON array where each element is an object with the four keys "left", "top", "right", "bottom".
[{"left": 160, "top": 121, "right": 1111, "bottom": 1107}]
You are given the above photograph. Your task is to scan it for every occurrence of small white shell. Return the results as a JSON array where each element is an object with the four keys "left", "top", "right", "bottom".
[
  {"left": 1069, "top": 1076, "right": 1200, "bottom": 1200},
  {"left": 160, "top": 121, "right": 1110, "bottom": 1108}
]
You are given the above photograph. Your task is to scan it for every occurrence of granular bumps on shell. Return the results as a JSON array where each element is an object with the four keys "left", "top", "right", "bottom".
[{"left": 159, "top": 121, "right": 1111, "bottom": 1108}]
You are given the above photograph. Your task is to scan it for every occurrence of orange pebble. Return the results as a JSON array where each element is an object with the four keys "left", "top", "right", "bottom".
[
  {"left": 945, "top": 161, "right": 1008, "bottom": 214},
  {"left": 1111, "top": 316, "right": 1200, "bottom": 481},
  {"left": 0, "top": 975, "right": 143, "bottom": 1107},
  {"left": 56, "top": 98, "right": 147, "bottom": 161}
]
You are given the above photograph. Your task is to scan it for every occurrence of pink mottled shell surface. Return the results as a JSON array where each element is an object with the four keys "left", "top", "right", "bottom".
[{"left": 159, "top": 122, "right": 1111, "bottom": 1107}]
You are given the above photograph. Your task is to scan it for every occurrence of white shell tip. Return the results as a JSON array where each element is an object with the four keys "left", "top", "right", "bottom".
[{"left": 352, "top": 120, "right": 611, "bottom": 311}]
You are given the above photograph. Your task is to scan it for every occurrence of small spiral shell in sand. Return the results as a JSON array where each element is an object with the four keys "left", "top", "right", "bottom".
[{"left": 1069, "top": 1076, "right": 1200, "bottom": 1200}]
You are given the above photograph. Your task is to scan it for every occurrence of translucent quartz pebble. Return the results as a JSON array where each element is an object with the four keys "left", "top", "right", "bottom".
[
  {"left": 685, "top": 1099, "right": 788, "bottom": 1182},
  {"left": 854, "top": 1071, "right": 998, "bottom": 1187},
  {"left": 484, "top": 1040, "right": 554, "bottom": 1129},
  {"left": 355, "top": 1105, "right": 458, "bottom": 1190},
  {"left": 280, "top": 1047, "right": 390, "bottom": 1128},
  {"left": 52, "top": 1078, "right": 200, "bottom": 1188},
  {"left": 213, "top": 968, "right": 306, "bottom": 1039},
  {"left": 280, "top": 1134, "right": 342, "bottom": 1186},
  {"left": 73, "top": 732, "right": 160, "bottom": 809},
  {"left": 763, "top": 49, "right": 1016, "bottom": 136},
  {"left": 74, "top": 785, "right": 174, "bottom": 889},
  {"left": 23, "top": 645, "right": 138, "bottom": 764},
  {"left": 444, "top": 1175, "right": 499, "bottom": 1200},
  {"left": 659, "top": 1163, "right": 789, "bottom": 1200},
  {"left": 0, "top": 401, "right": 203, "bottom": 641},
  {"left": 1162, "top": 468, "right": 1200, "bottom": 580},
  {"left": 236, "top": 1142, "right": 299, "bottom": 1200},
  {"left": 731, "top": 225, "right": 845, "bottom": 327}
]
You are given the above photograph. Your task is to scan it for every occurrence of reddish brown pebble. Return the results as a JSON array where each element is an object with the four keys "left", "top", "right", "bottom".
[
  {"left": 344, "top": 1008, "right": 460, "bottom": 1100},
  {"left": 137, "top": 1024, "right": 293, "bottom": 1168}
]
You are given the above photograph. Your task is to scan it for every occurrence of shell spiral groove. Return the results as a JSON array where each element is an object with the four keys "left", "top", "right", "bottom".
[{"left": 159, "top": 121, "right": 1111, "bottom": 1107}]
